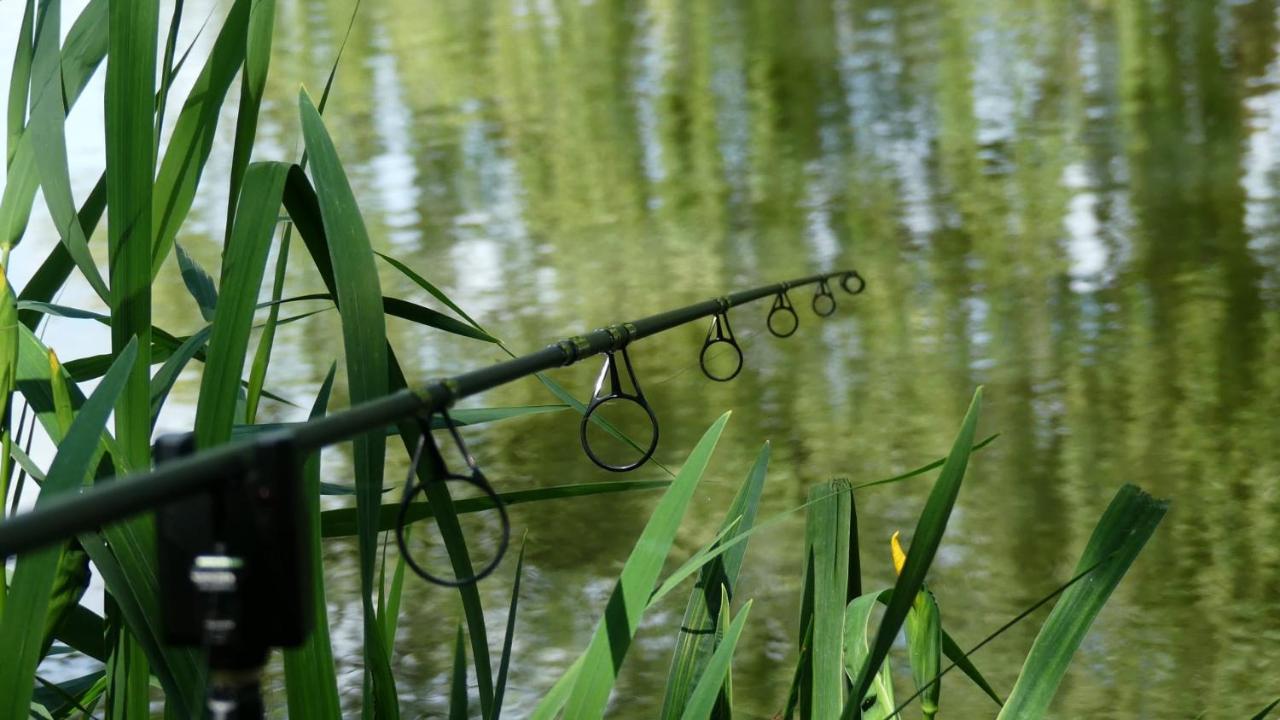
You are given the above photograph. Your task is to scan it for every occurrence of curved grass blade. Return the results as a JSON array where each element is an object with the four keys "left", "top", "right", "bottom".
[
  {"left": 1252, "top": 698, "right": 1280, "bottom": 720},
  {"left": 192, "top": 162, "right": 289, "bottom": 448},
  {"left": 16, "top": 177, "right": 103, "bottom": 330},
  {"left": 996, "top": 484, "right": 1167, "bottom": 719},
  {"left": 376, "top": 252, "right": 484, "bottom": 331},
  {"left": 382, "top": 297, "right": 497, "bottom": 343},
  {"left": 298, "top": 90, "right": 398, "bottom": 719},
  {"left": 0, "top": 340, "right": 135, "bottom": 719},
  {"left": 225, "top": 0, "right": 276, "bottom": 236},
  {"left": 843, "top": 387, "right": 983, "bottom": 720},
  {"left": 0, "top": 0, "right": 106, "bottom": 253},
  {"left": 321, "top": 480, "right": 669, "bottom": 538},
  {"left": 27, "top": 0, "right": 108, "bottom": 298},
  {"left": 551, "top": 413, "right": 731, "bottom": 719},
  {"left": 843, "top": 590, "right": 895, "bottom": 719},
  {"left": 680, "top": 595, "right": 752, "bottom": 720},
  {"left": 282, "top": 363, "right": 342, "bottom": 720},
  {"left": 661, "top": 442, "right": 769, "bottom": 719},
  {"left": 150, "top": 0, "right": 251, "bottom": 276}
]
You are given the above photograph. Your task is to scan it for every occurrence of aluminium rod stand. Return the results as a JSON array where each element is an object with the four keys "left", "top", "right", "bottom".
[{"left": 154, "top": 431, "right": 311, "bottom": 719}]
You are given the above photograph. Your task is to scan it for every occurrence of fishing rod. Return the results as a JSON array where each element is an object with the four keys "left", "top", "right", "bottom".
[
  {"left": 0, "top": 268, "right": 864, "bottom": 559},
  {"left": 0, "top": 267, "right": 864, "bottom": 719}
]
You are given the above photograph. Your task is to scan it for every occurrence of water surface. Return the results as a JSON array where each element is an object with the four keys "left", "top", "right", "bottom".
[{"left": 4, "top": 0, "right": 1280, "bottom": 717}]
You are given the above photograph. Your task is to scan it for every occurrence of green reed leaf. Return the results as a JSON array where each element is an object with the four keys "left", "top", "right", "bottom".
[
  {"left": 27, "top": 0, "right": 108, "bottom": 298},
  {"left": 843, "top": 590, "right": 895, "bottom": 719},
  {"left": 150, "top": 0, "right": 251, "bottom": 276},
  {"left": 544, "top": 412, "right": 731, "bottom": 719},
  {"left": 680, "top": 594, "right": 752, "bottom": 720},
  {"left": 661, "top": 441, "right": 769, "bottom": 719},
  {"left": 7, "top": 0, "right": 34, "bottom": 165},
  {"left": 192, "top": 162, "right": 289, "bottom": 448},
  {"left": 298, "top": 90, "right": 398, "bottom": 719},
  {"left": 283, "top": 364, "right": 342, "bottom": 720},
  {"left": 0, "top": 0, "right": 105, "bottom": 253},
  {"left": 996, "top": 484, "right": 1167, "bottom": 719},
  {"left": 489, "top": 539, "right": 526, "bottom": 720},
  {"left": 805, "top": 479, "right": 853, "bottom": 718},
  {"left": 0, "top": 340, "right": 134, "bottom": 718},
  {"left": 844, "top": 387, "right": 983, "bottom": 720},
  {"left": 174, "top": 243, "right": 218, "bottom": 322},
  {"left": 245, "top": 230, "right": 289, "bottom": 424},
  {"left": 226, "top": 0, "right": 276, "bottom": 235},
  {"left": 449, "top": 624, "right": 469, "bottom": 720}
]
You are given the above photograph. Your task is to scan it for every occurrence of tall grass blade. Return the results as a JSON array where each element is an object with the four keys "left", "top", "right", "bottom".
[
  {"left": 285, "top": 163, "right": 494, "bottom": 715},
  {"left": 680, "top": 592, "right": 752, "bottom": 720},
  {"left": 298, "top": 91, "right": 398, "bottom": 719},
  {"left": 150, "top": 325, "right": 213, "bottom": 426},
  {"left": 0, "top": 340, "right": 135, "bottom": 719},
  {"left": 6, "top": 0, "right": 34, "bottom": 166},
  {"left": 661, "top": 442, "right": 769, "bottom": 719},
  {"left": 844, "top": 388, "right": 983, "bottom": 719},
  {"left": 104, "top": 0, "right": 161, "bottom": 711},
  {"left": 16, "top": 176, "right": 103, "bottom": 330},
  {"left": 150, "top": 0, "right": 251, "bottom": 276},
  {"left": 490, "top": 539, "right": 526, "bottom": 720},
  {"left": 226, "top": 0, "right": 276, "bottom": 235},
  {"left": 549, "top": 412, "right": 731, "bottom": 719},
  {"left": 449, "top": 624, "right": 469, "bottom": 720},
  {"left": 245, "top": 231, "right": 289, "bottom": 423},
  {"left": 804, "top": 479, "right": 853, "bottom": 718},
  {"left": 996, "top": 484, "right": 1167, "bottom": 719},
  {"left": 282, "top": 364, "right": 342, "bottom": 720},
  {"left": 192, "top": 162, "right": 289, "bottom": 447}
]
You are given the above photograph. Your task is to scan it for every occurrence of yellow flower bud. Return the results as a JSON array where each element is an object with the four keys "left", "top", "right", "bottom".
[{"left": 891, "top": 531, "right": 907, "bottom": 576}]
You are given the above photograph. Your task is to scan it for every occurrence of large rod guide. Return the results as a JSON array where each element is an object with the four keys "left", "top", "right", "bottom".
[{"left": 0, "top": 269, "right": 865, "bottom": 558}]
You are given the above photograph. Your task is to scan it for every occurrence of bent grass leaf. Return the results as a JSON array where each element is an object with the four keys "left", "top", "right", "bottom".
[
  {"left": 996, "top": 484, "right": 1167, "bottom": 719},
  {"left": 843, "top": 590, "right": 895, "bottom": 719},
  {"left": 27, "top": 0, "right": 109, "bottom": 299}
]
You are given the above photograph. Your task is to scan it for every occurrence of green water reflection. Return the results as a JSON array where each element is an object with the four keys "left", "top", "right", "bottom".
[
  {"left": 252, "top": 0, "right": 1280, "bottom": 716},
  {"left": 16, "top": 0, "right": 1280, "bottom": 716}
]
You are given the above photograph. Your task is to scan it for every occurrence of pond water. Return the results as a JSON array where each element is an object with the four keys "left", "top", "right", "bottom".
[{"left": 3, "top": 0, "right": 1280, "bottom": 717}]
